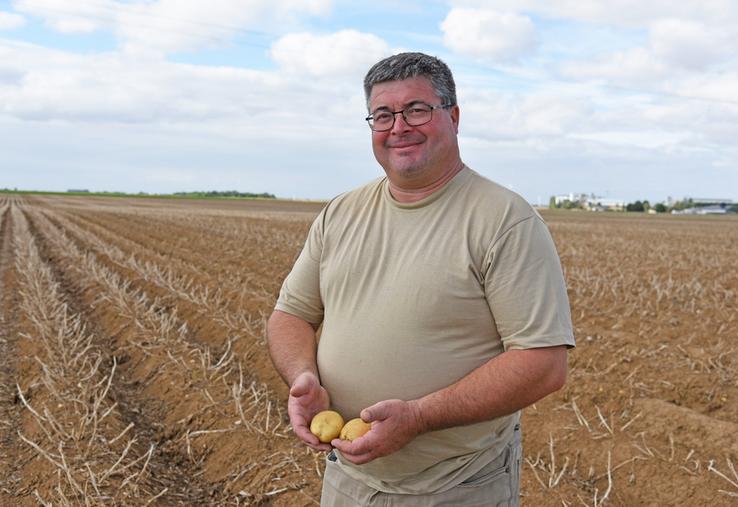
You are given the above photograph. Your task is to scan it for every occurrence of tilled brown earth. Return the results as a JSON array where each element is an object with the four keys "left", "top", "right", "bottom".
[
  {"left": 0, "top": 198, "right": 25, "bottom": 502},
  {"left": 0, "top": 194, "right": 736, "bottom": 506}
]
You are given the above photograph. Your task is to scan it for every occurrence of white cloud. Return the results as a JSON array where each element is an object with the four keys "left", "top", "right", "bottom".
[
  {"left": 673, "top": 73, "right": 738, "bottom": 104},
  {"left": 558, "top": 47, "right": 671, "bottom": 84},
  {"left": 441, "top": 8, "right": 536, "bottom": 62},
  {"left": 116, "top": 0, "right": 275, "bottom": 54},
  {"left": 270, "top": 30, "right": 390, "bottom": 78},
  {"left": 555, "top": 16, "right": 737, "bottom": 91},
  {"left": 0, "top": 40, "right": 272, "bottom": 123},
  {"left": 0, "top": 11, "right": 26, "bottom": 30},
  {"left": 14, "top": 0, "right": 111, "bottom": 33},
  {"left": 457, "top": 84, "right": 593, "bottom": 141},
  {"left": 0, "top": 36, "right": 372, "bottom": 139},
  {"left": 449, "top": 0, "right": 738, "bottom": 29},
  {"left": 13, "top": 0, "right": 334, "bottom": 53},
  {"left": 649, "top": 18, "right": 732, "bottom": 71},
  {"left": 570, "top": 130, "right": 687, "bottom": 150}
]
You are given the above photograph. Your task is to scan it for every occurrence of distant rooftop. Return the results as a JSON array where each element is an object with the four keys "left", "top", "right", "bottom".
[{"left": 691, "top": 197, "right": 733, "bottom": 204}]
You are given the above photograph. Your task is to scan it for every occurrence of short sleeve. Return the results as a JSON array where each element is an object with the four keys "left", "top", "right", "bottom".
[
  {"left": 274, "top": 209, "right": 326, "bottom": 325},
  {"left": 483, "top": 215, "right": 575, "bottom": 351}
]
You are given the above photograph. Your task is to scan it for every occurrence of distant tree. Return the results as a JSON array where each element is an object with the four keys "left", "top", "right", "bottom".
[
  {"left": 654, "top": 203, "right": 667, "bottom": 213},
  {"left": 626, "top": 200, "right": 645, "bottom": 212},
  {"left": 173, "top": 190, "right": 276, "bottom": 199},
  {"left": 549, "top": 196, "right": 557, "bottom": 209}
]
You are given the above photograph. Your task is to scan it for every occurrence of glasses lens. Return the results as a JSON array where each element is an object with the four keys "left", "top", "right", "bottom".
[
  {"left": 404, "top": 104, "right": 432, "bottom": 126},
  {"left": 371, "top": 111, "right": 394, "bottom": 130}
]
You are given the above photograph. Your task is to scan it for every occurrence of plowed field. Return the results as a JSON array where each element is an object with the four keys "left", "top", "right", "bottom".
[{"left": 0, "top": 194, "right": 735, "bottom": 506}]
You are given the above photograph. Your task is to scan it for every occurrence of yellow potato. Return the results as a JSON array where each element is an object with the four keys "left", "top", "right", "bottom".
[
  {"left": 310, "top": 410, "right": 344, "bottom": 443},
  {"left": 339, "top": 418, "right": 371, "bottom": 441}
]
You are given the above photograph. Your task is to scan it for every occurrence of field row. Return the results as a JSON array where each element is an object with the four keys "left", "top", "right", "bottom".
[{"left": 0, "top": 196, "right": 323, "bottom": 506}]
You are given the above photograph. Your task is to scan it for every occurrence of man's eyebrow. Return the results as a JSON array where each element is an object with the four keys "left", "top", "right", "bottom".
[{"left": 371, "top": 100, "right": 427, "bottom": 113}]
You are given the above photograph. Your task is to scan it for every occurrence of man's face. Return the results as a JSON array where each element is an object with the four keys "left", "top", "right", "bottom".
[{"left": 368, "top": 76, "right": 460, "bottom": 187}]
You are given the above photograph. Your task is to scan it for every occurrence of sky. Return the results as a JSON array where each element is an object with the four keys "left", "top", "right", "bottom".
[{"left": 1, "top": 0, "right": 737, "bottom": 204}]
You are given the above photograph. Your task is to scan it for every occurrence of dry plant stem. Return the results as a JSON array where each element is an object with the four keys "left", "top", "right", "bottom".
[
  {"left": 548, "top": 434, "right": 569, "bottom": 488},
  {"left": 595, "top": 406, "right": 613, "bottom": 435},
  {"left": 593, "top": 451, "right": 612, "bottom": 507},
  {"left": 708, "top": 459, "right": 738, "bottom": 498},
  {"left": 145, "top": 487, "right": 169, "bottom": 506},
  {"left": 619, "top": 412, "right": 642, "bottom": 432}
]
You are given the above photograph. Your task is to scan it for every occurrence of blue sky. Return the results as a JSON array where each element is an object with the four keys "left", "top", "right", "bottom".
[{"left": 1, "top": 0, "right": 737, "bottom": 203}]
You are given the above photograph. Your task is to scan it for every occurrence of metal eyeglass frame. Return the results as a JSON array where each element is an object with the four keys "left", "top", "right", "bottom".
[{"left": 365, "top": 102, "right": 454, "bottom": 132}]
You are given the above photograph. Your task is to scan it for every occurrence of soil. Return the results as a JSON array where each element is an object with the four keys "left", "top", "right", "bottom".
[{"left": 0, "top": 195, "right": 735, "bottom": 505}]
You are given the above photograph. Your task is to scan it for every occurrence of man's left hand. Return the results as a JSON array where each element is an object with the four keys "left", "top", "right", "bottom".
[{"left": 331, "top": 399, "right": 425, "bottom": 465}]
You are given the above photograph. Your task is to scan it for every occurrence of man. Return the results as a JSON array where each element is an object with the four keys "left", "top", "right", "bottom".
[{"left": 267, "top": 52, "right": 575, "bottom": 506}]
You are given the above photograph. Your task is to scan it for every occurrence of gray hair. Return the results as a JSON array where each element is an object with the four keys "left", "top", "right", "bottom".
[{"left": 363, "top": 52, "right": 457, "bottom": 110}]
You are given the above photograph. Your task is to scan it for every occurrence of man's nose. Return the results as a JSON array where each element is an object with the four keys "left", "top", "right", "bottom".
[{"left": 390, "top": 111, "right": 411, "bottom": 134}]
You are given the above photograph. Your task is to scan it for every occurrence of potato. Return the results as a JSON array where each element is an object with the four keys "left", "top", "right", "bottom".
[
  {"left": 339, "top": 418, "right": 371, "bottom": 441},
  {"left": 310, "top": 410, "right": 344, "bottom": 443}
]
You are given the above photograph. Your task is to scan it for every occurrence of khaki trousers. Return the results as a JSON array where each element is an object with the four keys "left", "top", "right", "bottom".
[{"left": 320, "top": 425, "right": 522, "bottom": 507}]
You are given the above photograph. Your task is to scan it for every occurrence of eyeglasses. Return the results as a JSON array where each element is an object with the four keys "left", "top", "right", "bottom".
[{"left": 365, "top": 102, "right": 453, "bottom": 132}]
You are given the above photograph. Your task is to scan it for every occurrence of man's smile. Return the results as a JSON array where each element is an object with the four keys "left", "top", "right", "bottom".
[{"left": 387, "top": 137, "right": 425, "bottom": 149}]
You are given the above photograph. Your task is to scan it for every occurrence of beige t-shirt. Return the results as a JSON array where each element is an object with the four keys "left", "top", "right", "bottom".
[{"left": 275, "top": 166, "right": 574, "bottom": 494}]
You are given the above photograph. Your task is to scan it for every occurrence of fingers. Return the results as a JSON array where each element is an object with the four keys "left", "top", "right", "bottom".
[
  {"left": 361, "top": 399, "right": 394, "bottom": 422},
  {"left": 331, "top": 433, "right": 372, "bottom": 455},
  {"left": 289, "top": 374, "right": 312, "bottom": 397},
  {"left": 332, "top": 434, "right": 377, "bottom": 464},
  {"left": 294, "top": 423, "right": 317, "bottom": 444},
  {"left": 284, "top": 373, "right": 335, "bottom": 453},
  {"left": 291, "top": 415, "right": 332, "bottom": 451},
  {"left": 360, "top": 402, "right": 384, "bottom": 422}
]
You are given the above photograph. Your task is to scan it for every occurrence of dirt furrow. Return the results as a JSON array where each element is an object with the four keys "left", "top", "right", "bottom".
[
  {"left": 39, "top": 206, "right": 287, "bottom": 393},
  {"left": 61, "top": 207, "right": 301, "bottom": 301},
  {"left": 23, "top": 204, "right": 322, "bottom": 505},
  {"left": 49, "top": 208, "right": 279, "bottom": 341},
  {"left": 19, "top": 205, "right": 218, "bottom": 505},
  {"left": 9, "top": 203, "right": 199, "bottom": 504},
  {"left": 51, "top": 207, "right": 270, "bottom": 326},
  {"left": 0, "top": 200, "right": 26, "bottom": 503}
]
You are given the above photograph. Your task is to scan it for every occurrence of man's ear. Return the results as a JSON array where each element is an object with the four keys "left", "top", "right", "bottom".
[{"left": 450, "top": 105, "right": 460, "bottom": 133}]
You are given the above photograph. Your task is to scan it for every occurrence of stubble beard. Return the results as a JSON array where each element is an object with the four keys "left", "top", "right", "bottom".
[{"left": 383, "top": 136, "right": 431, "bottom": 182}]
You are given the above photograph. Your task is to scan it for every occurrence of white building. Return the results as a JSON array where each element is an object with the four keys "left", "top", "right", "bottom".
[
  {"left": 586, "top": 198, "right": 625, "bottom": 211},
  {"left": 672, "top": 205, "right": 728, "bottom": 215},
  {"left": 553, "top": 193, "right": 589, "bottom": 206}
]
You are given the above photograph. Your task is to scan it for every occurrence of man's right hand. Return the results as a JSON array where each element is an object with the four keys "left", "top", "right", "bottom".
[{"left": 288, "top": 371, "right": 332, "bottom": 452}]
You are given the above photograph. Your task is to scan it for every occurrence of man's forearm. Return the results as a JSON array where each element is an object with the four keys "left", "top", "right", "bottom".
[
  {"left": 410, "top": 346, "right": 568, "bottom": 433},
  {"left": 266, "top": 310, "right": 320, "bottom": 387}
]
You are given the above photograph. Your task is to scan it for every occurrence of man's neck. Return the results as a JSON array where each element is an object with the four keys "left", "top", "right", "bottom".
[{"left": 388, "top": 161, "right": 464, "bottom": 204}]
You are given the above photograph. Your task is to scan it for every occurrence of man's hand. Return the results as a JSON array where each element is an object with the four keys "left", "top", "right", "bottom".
[
  {"left": 331, "top": 399, "right": 425, "bottom": 465},
  {"left": 288, "top": 371, "right": 332, "bottom": 452}
]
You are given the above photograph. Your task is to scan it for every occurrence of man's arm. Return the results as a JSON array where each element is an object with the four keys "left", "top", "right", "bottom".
[
  {"left": 414, "top": 344, "right": 567, "bottom": 430},
  {"left": 266, "top": 310, "right": 332, "bottom": 451},
  {"left": 332, "top": 345, "right": 568, "bottom": 464},
  {"left": 266, "top": 309, "right": 320, "bottom": 386}
]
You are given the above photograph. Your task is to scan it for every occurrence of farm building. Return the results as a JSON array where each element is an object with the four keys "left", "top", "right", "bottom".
[{"left": 672, "top": 205, "right": 729, "bottom": 215}]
